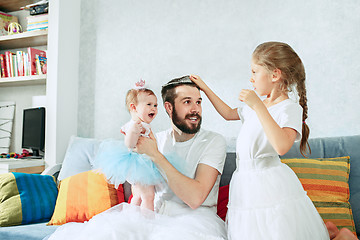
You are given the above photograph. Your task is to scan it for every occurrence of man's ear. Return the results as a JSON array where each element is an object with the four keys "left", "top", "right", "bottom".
[
  {"left": 164, "top": 102, "right": 173, "bottom": 117},
  {"left": 272, "top": 68, "right": 282, "bottom": 82}
]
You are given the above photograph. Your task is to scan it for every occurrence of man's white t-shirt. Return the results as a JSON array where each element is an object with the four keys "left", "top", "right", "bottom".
[{"left": 155, "top": 128, "right": 227, "bottom": 213}]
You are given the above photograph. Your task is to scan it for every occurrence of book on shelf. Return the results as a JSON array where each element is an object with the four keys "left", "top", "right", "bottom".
[
  {"left": 36, "top": 55, "right": 47, "bottom": 75},
  {"left": 28, "top": 47, "right": 46, "bottom": 76},
  {"left": 0, "top": 48, "right": 46, "bottom": 78},
  {"left": 26, "top": 13, "right": 48, "bottom": 31},
  {"left": 12, "top": 55, "right": 18, "bottom": 77},
  {"left": 16, "top": 51, "right": 24, "bottom": 77},
  {"left": 4, "top": 51, "right": 13, "bottom": 78},
  {"left": 0, "top": 54, "right": 8, "bottom": 78}
]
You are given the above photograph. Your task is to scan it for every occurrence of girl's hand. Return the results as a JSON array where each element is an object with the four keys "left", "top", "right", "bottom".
[
  {"left": 130, "top": 120, "right": 143, "bottom": 135},
  {"left": 189, "top": 75, "right": 207, "bottom": 91},
  {"left": 238, "top": 89, "right": 263, "bottom": 110}
]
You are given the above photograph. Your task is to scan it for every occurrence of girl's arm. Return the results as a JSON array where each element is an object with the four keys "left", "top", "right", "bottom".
[
  {"left": 239, "top": 89, "right": 297, "bottom": 155},
  {"left": 124, "top": 120, "right": 143, "bottom": 149},
  {"left": 136, "top": 132, "right": 219, "bottom": 209},
  {"left": 190, "top": 75, "right": 239, "bottom": 121}
]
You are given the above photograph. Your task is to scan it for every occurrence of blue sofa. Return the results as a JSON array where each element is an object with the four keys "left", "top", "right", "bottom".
[
  {"left": 1, "top": 135, "right": 359, "bottom": 239},
  {"left": 221, "top": 134, "right": 360, "bottom": 238}
]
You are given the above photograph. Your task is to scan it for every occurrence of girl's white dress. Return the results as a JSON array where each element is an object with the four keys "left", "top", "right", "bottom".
[{"left": 227, "top": 99, "right": 329, "bottom": 240}]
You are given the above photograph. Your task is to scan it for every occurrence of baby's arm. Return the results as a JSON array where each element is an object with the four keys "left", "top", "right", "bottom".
[
  {"left": 124, "top": 120, "right": 143, "bottom": 149},
  {"left": 190, "top": 75, "right": 239, "bottom": 121}
]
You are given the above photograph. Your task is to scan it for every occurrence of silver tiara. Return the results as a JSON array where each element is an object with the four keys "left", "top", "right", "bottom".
[{"left": 161, "top": 77, "right": 193, "bottom": 88}]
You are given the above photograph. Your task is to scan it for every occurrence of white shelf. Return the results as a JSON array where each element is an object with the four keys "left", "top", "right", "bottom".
[
  {"left": 0, "top": 158, "right": 45, "bottom": 174},
  {"left": 0, "top": 29, "right": 48, "bottom": 50},
  {"left": 0, "top": 74, "right": 46, "bottom": 87}
]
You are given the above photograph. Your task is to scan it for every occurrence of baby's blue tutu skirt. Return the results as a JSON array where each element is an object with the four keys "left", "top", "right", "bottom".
[{"left": 94, "top": 140, "right": 183, "bottom": 187}]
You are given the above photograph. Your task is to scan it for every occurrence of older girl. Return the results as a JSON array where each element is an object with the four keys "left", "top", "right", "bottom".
[{"left": 190, "top": 42, "right": 329, "bottom": 239}]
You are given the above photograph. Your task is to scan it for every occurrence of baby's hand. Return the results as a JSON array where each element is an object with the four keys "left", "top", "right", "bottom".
[
  {"left": 238, "top": 89, "right": 262, "bottom": 110},
  {"left": 189, "top": 75, "right": 207, "bottom": 90},
  {"left": 130, "top": 120, "right": 143, "bottom": 135}
]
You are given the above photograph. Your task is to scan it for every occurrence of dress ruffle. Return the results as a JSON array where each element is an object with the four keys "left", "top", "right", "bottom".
[
  {"left": 227, "top": 160, "right": 330, "bottom": 240},
  {"left": 93, "top": 139, "right": 183, "bottom": 187},
  {"left": 46, "top": 203, "right": 227, "bottom": 240}
]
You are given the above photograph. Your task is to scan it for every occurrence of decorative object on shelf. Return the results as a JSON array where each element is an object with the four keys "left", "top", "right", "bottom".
[
  {"left": 0, "top": 11, "right": 19, "bottom": 36},
  {"left": 0, "top": 150, "right": 32, "bottom": 159},
  {"left": 0, "top": 102, "right": 15, "bottom": 154},
  {"left": 20, "top": 0, "right": 49, "bottom": 16},
  {"left": 7, "top": 22, "right": 22, "bottom": 35}
]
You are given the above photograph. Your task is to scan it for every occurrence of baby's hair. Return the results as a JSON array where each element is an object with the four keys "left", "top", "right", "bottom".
[
  {"left": 253, "top": 41, "right": 310, "bottom": 157},
  {"left": 125, "top": 88, "right": 155, "bottom": 112}
]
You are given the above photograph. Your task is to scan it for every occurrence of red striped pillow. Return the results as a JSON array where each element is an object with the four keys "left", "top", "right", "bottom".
[
  {"left": 48, "top": 170, "right": 123, "bottom": 225},
  {"left": 281, "top": 157, "right": 356, "bottom": 235}
]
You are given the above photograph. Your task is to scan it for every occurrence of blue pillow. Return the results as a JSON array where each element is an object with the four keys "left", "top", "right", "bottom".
[{"left": 0, "top": 172, "right": 58, "bottom": 226}]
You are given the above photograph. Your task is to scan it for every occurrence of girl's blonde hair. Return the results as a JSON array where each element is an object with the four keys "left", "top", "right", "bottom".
[
  {"left": 125, "top": 88, "right": 155, "bottom": 112},
  {"left": 252, "top": 41, "right": 310, "bottom": 156}
]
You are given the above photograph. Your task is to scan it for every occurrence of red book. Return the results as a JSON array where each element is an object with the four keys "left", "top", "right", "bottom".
[
  {"left": 0, "top": 54, "right": 7, "bottom": 77},
  {"left": 27, "top": 47, "right": 46, "bottom": 75},
  {"left": 4, "top": 51, "right": 13, "bottom": 77}
]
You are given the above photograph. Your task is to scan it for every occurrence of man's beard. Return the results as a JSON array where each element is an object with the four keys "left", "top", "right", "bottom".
[{"left": 172, "top": 107, "right": 202, "bottom": 134}]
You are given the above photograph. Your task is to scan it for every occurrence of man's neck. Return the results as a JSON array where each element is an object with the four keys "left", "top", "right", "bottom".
[{"left": 172, "top": 125, "right": 196, "bottom": 142}]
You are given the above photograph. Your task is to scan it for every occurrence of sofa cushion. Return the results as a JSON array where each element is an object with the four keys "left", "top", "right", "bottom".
[
  {"left": 281, "top": 156, "right": 356, "bottom": 235},
  {"left": 48, "top": 170, "right": 123, "bottom": 225},
  {"left": 58, "top": 136, "right": 101, "bottom": 181},
  {"left": 217, "top": 184, "right": 229, "bottom": 221},
  {"left": 283, "top": 135, "right": 360, "bottom": 236},
  {"left": 0, "top": 173, "right": 58, "bottom": 227}
]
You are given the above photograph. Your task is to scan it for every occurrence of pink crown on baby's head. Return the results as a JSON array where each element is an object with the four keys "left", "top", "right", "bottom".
[{"left": 134, "top": 79, "right": 146, "bottom": 89}]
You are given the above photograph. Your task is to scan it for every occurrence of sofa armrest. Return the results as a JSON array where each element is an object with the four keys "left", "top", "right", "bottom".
[{"left": 41, "top": 164, "right": 62, "bottom": 177}]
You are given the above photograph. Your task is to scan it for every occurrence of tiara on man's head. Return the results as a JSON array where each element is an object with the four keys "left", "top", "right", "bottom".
[
  {"left": 134, "top": 79, "right": 146, "bottom": 89},
  {"left": 161, "top": 76, "right": 193, "bottom": 88}
]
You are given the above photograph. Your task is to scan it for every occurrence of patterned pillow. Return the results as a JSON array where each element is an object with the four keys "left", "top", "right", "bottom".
[
  {"left": 0, "top": 173, "right": 58, "bottom": 226},
  {"left": 281, "top": 156, "right": 356, "bottom": 235},
  {"left": 48, "top": 170, "right": 123, "bottom": 225}
]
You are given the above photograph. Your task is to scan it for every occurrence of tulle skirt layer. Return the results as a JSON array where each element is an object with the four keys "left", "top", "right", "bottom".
[
  {"left": 93, "top": 140, "right": 183, "bottom": 187},
  {"left": 46, "top": 203, "right": 227, "bottom": 240},
  {"left": 227, "top": 161, "right": 330, "bottom": 240}
]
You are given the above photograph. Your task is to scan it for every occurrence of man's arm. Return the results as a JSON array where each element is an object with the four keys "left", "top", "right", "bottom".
[{"left": 136, "top": 132, "right": 223, "bottom": 209}]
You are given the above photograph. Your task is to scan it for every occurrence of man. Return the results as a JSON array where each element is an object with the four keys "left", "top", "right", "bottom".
[
  {"left": 47, "top": 76, "right": 227, "bottom": 240},
  {"left": 136, "top": 75, "right": 227, "bottom": 239}
]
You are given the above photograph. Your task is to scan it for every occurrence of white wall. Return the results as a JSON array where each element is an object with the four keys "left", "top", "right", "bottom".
[
  {"left": 45, "top": 0, "right": 81, "bottom": 166},
  {"left": 78, "top": 0, "right": 360, "bottom": 151}
]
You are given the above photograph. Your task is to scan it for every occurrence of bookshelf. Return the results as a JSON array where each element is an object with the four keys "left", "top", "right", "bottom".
[
  {"left": 1, "top": 0, "right": 81, "bottom": 168},
  {"left": 0, "top": 30, "right": 48, "bottom": 86},
  {"left": 0, "top": 2, "right": 48, "bottom": 156},
  {"left": 0, "top": 29, "right": 48, "bottom": 49},
  {"left": 0, "top": 1, "right": 39, "bottom": 12}
]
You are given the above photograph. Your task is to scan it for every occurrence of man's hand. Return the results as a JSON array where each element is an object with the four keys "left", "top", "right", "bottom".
[
  {"left": 135, "top": 131, "right": 159, "bottom": 159},
  {"left": 130, "top": 120, "right": 143, "bottom": 135}
]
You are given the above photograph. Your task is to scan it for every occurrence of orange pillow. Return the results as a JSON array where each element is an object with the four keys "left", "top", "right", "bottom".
[{"left": 48, "top": 170, "right": 123, "bottom": 225}]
